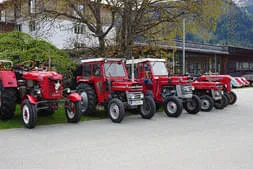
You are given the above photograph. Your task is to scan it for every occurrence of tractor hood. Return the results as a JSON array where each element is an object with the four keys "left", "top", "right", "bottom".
[
  {"left": 23, "top": 71, "right": 62, "bottom": 82},
  {"left": 169, "top": 76, "right": 193, "bottom": 85},
  {"left": 111, "top": 80, "right": 143, "bottom": 92},
  {"left": 192, "top": 81, "right": 224, "bottom": 90}
]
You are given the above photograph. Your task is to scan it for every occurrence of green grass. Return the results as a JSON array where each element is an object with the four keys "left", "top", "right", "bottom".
[{"left": 0, "top": 105, "right": 107, "bottom": 130}]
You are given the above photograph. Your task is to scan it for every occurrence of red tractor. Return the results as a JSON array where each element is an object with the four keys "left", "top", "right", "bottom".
[
  {"left": 0, "top": 60, "right": 82, "bottom": 128},
  {"left": 191, "top": 80, "right": 226, "bottom": 111},
  {"left": 197, "top": 75, "right": 237, "bottom": 105},
  {"left": 126, "top": 58, "right": 201, "bottom": 117},
  {"left": 73, "top": 58, "right": 156, "bottom": 123}
]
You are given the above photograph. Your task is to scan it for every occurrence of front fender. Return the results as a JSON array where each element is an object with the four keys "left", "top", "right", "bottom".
[
  {"left": 67, "top": 93, "right": 81, "bottom": 102},
  {"left": 22, "top": 95, "right": 37, "bottom": 104}
]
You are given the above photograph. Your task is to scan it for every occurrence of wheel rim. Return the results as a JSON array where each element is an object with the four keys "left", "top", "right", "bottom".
[
  {"left": 80, "top": 91, "right": 88, "bottom": 112},
  {"left": 22, "top": 104, "right": 30, "bottom": 124},
  {"left": 167, "top": 101, "right": 178, "bottom": 114},
  {"left": 109, "top": 103, "right": 120, "bottom": 120},
  {"left": 67, "top": 102, "right": 75, "bottom": 119},
  {"left": 201, "top": 99, "right": 210, "bottom": 110}
]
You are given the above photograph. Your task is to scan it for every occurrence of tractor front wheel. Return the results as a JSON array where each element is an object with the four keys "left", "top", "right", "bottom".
[
  {"left": 22, "top": 99, "right": 37, "bottom": 129},
  {"left": 200, "top": 95, "right": 214, "bottom": 112},
  {"left": 183, "top": 95, "right": 201, "bottom": 115},
  {"left": 163, "top": 96, "right": 183, "bottom": 117},
  {"left": 229, "top": 91, "right": 237, "bottom": 105},
  {"left": 139, "top": 96, "right": 155, "bottom": 119},
  {"left": 223, "top": 92, "right": 230, "bottom": 107},
  {"left": 65, "top": 100, "right": 82, "bottom": 123},
  {"left": 214, "top": 95, "right": 226, "bottom": 109},
  {"left": 108, "top": 98, "right": 125, "bottom": 123}
]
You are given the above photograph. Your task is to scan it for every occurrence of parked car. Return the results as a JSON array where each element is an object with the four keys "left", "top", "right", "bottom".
[
  {"left": 240, "top": 77, "right": 250, "bottom": 86},
  {"left": 231, "top": 77, "right": 242, "bottom": 88},
  {"left": 243, "top": 74, "right": 253, "bottom": 86},
  {"left": 235, "top": 77, "right": 246, "bottom": 87}
]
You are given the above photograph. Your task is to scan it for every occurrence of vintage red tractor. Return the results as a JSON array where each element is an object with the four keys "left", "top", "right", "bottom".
[
  {"left": 0, "top": 60, "right": 82, "bottom": 128},
  {"left": 73, "top": 58, "right": 156, "bottom": 123},
  {"left": 197, "top": 75, "right": 237, "bottom": 105},
  {"left": 126, "top": 58, "right": 201, "bottom": 117},
  {"left": 190, "top": 80, "right": 226, "bottom": 111}
]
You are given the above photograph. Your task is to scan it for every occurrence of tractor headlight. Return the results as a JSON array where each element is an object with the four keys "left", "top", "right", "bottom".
[
  {"left": 140, "top": 93, "right": 144, "bottom": 99},
  {"left": 192, "top": 86, "right": 195, "bottom": 91},
  {"left": 36, "top": 89, "right": 41, "bottom": 95},
  {"left": 128, "top": 93, "right": 136, "bottom": 99}
]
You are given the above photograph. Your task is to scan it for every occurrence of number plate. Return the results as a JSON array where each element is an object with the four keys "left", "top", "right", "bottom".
[{"left": 129, "top": 100, "right": 143, "bottom": 106}]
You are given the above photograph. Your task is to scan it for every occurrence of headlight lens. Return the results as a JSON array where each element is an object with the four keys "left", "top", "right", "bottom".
[{"left": 140, "top": 93, "right": 144, "bottom": 99}]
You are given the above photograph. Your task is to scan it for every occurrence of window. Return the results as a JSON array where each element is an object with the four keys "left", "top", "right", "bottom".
[
  {"left": 29, "top": 21, "right": 36, "bottom": 32},
  {"left": 29, "top": 0, "right": 36, "bottom": 14},
  {"left": 83, "top": 64, "right": 91, "bottom": 77},
  {"left": 150, "top": 62, "right": 168, "bottom": 76},
  {"left": 0, "top": 10, "right": 5, "bottom": 22},
  {"left": 104, "top": 62, "right": 126, "bottom": 77},
  {"left": 15, "top": 24, "right": 22, "bottom": 31},
  {"left": 92, "top": 64, "right": 101, "bottom": 77},
  {"left": 74, "top": 24, "right": 86, "bottom": 34}
]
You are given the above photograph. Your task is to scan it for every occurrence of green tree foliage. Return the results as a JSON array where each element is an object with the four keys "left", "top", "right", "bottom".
[{"left": 0, "top": 31, "right": 75, "bottom": 76}]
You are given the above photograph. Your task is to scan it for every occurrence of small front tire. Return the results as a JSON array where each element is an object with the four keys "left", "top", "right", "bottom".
[
  {"left": 163, "top": 96, "right": 183, "bottom": 117},
  {"left": 229, "top": 91, "right": 237, "bottom": 105},
  {"left": 139, "top": 96, "right": 155, "bottom": 119},
  {"left": 108, "top": 98, "right": 125, "bottom": 123},
  {"left": 22, "top": 99, "right": 37, "bottom": 129},
  {"left": 200, "top": 95, "right": 214, "bottom": 112},
  {"left": 65, "top": 100, "right": 82, "bottom": 123},
  {"left": 183, "top": 95, "right": 201, "bottom": 115}
]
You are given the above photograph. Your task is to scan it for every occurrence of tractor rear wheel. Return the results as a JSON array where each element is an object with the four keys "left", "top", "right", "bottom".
[
  {"left": 229, "top": 91, "right": 237, "bottom": 105},
  {"left": 184, "top": 95, "right": 201, "bottom": 115},
  {"left": 163, "top": 96, "right": 183, "bottom": 117},
  {"left": 200, "top": 95, "right": 214, "bottom": 112},
  {"left": 214, "top": 95, "right": 226, "bottom": 109},
  {"left": 108, "top": 98, "right": 125, "bottom": 123},
  {"left": 65, "top": 100, "right": 82, "bottom": 123},
  {"left": 22, "top": 99, "right": 37, "bottom": 129},
  {"left": 0, "top": 85, "right": 17, "bottom": 120},
  {"left": 77, "top": 83, "right": 97, "bottom": 115},
  {"left": 139, "top": 96, "right": 155, "bottom": 119}
]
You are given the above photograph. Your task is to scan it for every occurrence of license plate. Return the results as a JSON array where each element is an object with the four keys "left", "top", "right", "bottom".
[{"left": 129, "top": 100, "right": 143, "bottom": 106}]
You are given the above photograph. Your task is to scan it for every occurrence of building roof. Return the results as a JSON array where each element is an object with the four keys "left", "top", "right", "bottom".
[
  {"left": 126, "top": 58, "right": 165, "bottom": 64},
  {"left": 81, "top": 58, "right": 125, "bottom": 63}
]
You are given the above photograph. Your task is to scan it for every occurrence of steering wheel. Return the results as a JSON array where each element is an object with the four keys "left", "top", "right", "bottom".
[{"left": 19, "top": 60, "right": 36, "bottom": 71}]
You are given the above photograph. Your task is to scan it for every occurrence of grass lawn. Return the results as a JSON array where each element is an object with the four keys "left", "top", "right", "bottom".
[{"left": 0, "top": 105, "right": 107, "bottom": 130}]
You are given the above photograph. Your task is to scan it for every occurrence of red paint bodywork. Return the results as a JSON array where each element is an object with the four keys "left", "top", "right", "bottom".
[
  {"left": 23, "top": 71, "right": 63, "bottom": 100},
  {"left": 198, "top": 75, "right": 233, "bottom": 92},
  {"left": 77, "top": 59, "right": 143, "bottom": 104},
  {"left": 0, "top": 71, "right": 18, "bottom": 87},
  {"left": 67, "top": 93, "right": 82, "bottom": 102}
]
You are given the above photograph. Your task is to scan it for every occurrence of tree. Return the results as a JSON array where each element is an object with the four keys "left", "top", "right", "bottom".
[
  {"left": 38, "top": 0, "right": 120, "bottom": 57},
  {"left": 116, "top": 0, "right": 225, "bottom": 58},
  {"left": 0, "top": 31, "right": 75, "bottom": 76}
]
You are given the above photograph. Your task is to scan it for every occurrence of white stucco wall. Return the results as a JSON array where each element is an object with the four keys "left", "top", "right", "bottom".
[{"left": 17, "top": 19, "right": 116, "bottom": 49}]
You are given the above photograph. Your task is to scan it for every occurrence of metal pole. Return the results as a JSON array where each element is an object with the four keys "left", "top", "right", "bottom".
[
  {"left": 131, "top": 56, "right": 134, "bottom": 82},
  {"left": 182, "top": 17, "right": 186, "bottom": 75}
]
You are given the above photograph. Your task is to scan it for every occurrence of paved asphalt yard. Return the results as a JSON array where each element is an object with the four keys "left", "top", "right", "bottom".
[{"left": 0, "top": 88, "right": 253, "bottom": 169}]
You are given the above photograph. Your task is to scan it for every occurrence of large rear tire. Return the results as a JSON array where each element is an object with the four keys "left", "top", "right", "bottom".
[
  {"left": 183, "top": 95, "right": 201, "bottom": 115},
  {"left": 200, "top": 95, "right": 214, "bottom": 112},
  {"left": 163, "top": 96, "right": 183, "bottom": 117},
  {"left": 0, "top": 85, "right": 17, "bottom": 120},
  {"left": 229, "top": 91, "right": 237, "bottom": 105},
  {"left": 139, "top": 96, "right": 155, "bottom": 119},
  {"left": 77, "top": 83, "right": 97, "bottom": 115},
  {"left": 65, "top": 100, "right": 82, "bottom": 123},
  {"left": 22, "top": 99, "right": 37, "bottom": 129},
  {"left": 108, "top": 98, "right": 125, "bottom": 123}
]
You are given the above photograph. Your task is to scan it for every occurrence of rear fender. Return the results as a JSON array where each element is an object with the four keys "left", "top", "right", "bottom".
[
  {"left": 67, "top": 93, "right": 81, "bottom": 102},
  {"left": 22, "top": 95, "right": 37, "bottom": 105},
  {"left": 0, "top": 71, "right": 18, "bottom": 87}
]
